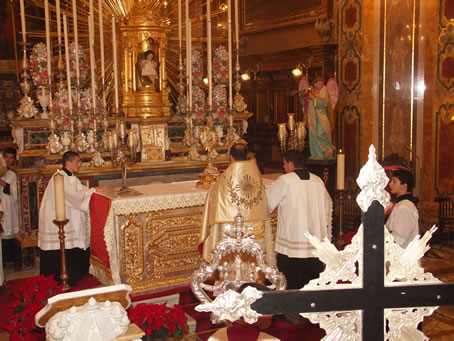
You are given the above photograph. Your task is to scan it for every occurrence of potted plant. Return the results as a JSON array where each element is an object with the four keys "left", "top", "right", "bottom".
[
  {"left": 127, "top": 302, "right": 189, "bottom": 341},
  {"left": 3, "top": 275, "right": 63, "bottom": 341}
]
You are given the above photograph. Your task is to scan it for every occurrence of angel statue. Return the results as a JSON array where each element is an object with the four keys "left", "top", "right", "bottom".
[{"left": 298, "top": 76, "right": 338, "bottom": 159}]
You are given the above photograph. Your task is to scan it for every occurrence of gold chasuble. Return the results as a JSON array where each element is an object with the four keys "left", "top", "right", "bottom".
[{"left": 200, "top": 160, "right": 275, "bottom": 265}]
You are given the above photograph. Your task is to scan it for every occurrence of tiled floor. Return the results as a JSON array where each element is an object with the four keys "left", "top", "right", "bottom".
[{"left": 1, "top": 243, "right": 454, "bottom": 340}]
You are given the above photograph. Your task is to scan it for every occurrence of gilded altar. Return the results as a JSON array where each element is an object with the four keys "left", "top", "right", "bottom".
[
  {"left": 89, "top": 177, "right": 278, "bottom": 294},
  {"left": 89, "top": 181, "right": 208, "bottom": 293}
]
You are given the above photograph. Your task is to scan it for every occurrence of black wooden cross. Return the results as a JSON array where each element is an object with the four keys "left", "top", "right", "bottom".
[{"left": 251, "top": 200, "right": 454, "bottom": 340}]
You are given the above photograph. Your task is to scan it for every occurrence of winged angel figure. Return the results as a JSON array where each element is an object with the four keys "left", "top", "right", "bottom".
[{"left": 298, "top": 76, "right": 339, "bottom": 159}]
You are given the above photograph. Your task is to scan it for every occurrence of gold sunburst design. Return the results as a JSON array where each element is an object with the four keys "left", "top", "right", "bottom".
[{"left": 226, "top": 174, "right": 264, "bottom": 210}]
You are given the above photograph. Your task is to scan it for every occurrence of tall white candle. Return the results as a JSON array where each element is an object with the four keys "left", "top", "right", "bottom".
[
  {"left": 112, "top": 15, "right": 119, "bottom": 112},
  {"left": 227, "top": 0, "right": 233, "bottom": 109},
  {"left": 45, "top": 0, "right": 52, "bottom": 85},
  {"left": 99, "top": 0, "right": 105, "bottom": 80},
  {"left": 89, "top": 0, "right": 94, "bottom": 18},
  {"left": 207, "top": 0, "right": 212, "bottom": 107},
  {"left": 185, "top": 0, "right": 189, "bottom": 80},
  {"left": 63, "top": 15, "right": 73, "bottom": 112},
  {"left": 337, "top": 151, "right": 345, "bottom": 190},
  {"left": 72, "top": 0, "right": 80, "bottom": 81},
  {"left": 188, "top": 21, "right": 192, "bottom": 109},
  {"left": 88, "top": 15, "right": 96, "bottom": 111},
  {"left": 56, "top": 0, "right": 61, "bottom": 46},
  {"left": 54, "top": 171, "right": 66, "bottom": 221},
  {"left": 20, "top": 0, "right": 26, "bottom": 43},
  {"left": 234, "top": 0, "right": 239, "bottom": 49},
  {"left": 178, "top": 0, "right": 182, "bottom": 49}
]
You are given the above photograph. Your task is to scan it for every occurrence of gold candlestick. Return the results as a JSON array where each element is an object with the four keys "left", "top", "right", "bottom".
[
  {"left": 336, "top": 189, "right": 346, "bottom": 249},
  {"left": 53, "top": 219, "right": 70, "bottom": 291}
]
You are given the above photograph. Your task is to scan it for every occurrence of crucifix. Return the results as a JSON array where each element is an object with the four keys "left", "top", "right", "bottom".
[{"left": 196, "top": 145, "right": 454, "bottom": 340}]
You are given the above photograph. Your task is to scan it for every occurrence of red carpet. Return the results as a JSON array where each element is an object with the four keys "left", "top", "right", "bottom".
[
  {"left": 2, "top": 276, "right": 326, "bottom": 340},
  {"left": 178, "top": 290, "right": 325, "bottom": 341}
]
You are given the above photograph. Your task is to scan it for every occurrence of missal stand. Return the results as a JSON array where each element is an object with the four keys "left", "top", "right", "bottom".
[{"left": 196, "top": 145, "right": 454, "bottom": 340}]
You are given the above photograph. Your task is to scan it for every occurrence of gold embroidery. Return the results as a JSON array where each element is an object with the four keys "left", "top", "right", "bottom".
[{"left": 226, "top": 174, "right": 264, "bottom": 210}]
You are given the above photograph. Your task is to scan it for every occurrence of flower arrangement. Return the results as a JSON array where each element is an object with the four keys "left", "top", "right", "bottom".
[
  {"left": 29, "top": 43, "right": 50, "bottom": 87},
  {"left": 212, "top": 45, "right": 229, "bottom": 85},
  {"left": 127, "top": 303, "right": 188, "bottom": 340},
  {"left": 191, "top": 49, "right": 204, "bottom": 86},
  {"left": 212, "top": 84, "right": 227, "bottom": 124},
  {"left": 192, "top": 86, "right": 206, "bottom": 124},
  {"left": 64, "top": 42, "right": 89, "bottom": 86},
  {"left": 3, "top": 275, "right": 63, "bottom": 341}
]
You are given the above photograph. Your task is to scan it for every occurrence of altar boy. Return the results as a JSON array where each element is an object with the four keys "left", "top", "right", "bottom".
[{"left": 38, "top": 151, "right": 105, "bottom": 286}]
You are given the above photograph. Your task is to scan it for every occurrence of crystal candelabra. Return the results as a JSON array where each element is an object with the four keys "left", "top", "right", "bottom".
[
  {"left": 277, "top": 113, "right": 306, "bottom": 153},
  {"left": 106, "top": 118, "right": 140, "bottom": 194}
]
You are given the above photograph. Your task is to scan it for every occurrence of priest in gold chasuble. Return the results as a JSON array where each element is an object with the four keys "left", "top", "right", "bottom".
[{"left": 200, "top": 158, "right": 275, "bottom": 265}]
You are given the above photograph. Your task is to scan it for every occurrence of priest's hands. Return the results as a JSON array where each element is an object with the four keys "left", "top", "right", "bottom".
[{"left": 95, "top": 186, "right": 109, "bottom": 192}]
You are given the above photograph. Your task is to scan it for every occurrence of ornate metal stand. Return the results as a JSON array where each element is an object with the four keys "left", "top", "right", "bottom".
[
  {"left": 336, "top": 189, "right": 346, "bottom": 249},
  {"left": 277, "top": 113, "right": 306, "bottom": 153},
  {"left": 53, "top": 219, "right": 70, "bottom": 291}
]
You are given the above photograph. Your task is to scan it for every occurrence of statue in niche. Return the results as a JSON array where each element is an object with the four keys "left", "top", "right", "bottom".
[{"left": 137, "top": 49, "right": 159, "bottom": 91}]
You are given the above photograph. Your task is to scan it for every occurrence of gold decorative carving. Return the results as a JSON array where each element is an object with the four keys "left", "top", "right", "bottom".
[
  {"left": 121, "top": 213, "right": 144, "bottom": 284},
  {"left": 119, "top": 3, "right": 171, "bottom": 118},
  {"left": 226, "top": 174, "right": 264, "bottom": 210},
  {"left": 145, "top": 210, "right": 203, "bottom": 281}
]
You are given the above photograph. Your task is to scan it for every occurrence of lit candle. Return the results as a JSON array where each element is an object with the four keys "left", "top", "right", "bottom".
[
  {"left": 44, "top": 0, "right": 52, "bottom": 85},
  {"left": 72, "top": 0, "right": 80, "bottom": 81},
  {"left": 337, "top": 150, "right": 345, "bottom": 190},
  {"left": 54, "top": 171, "right": 66, "bottom": 221},
  {"left": 112, "top": 131, "right": 118, "bottom": 148},
  {"left": 227, "top": 0, "right": 233, "bottom": 109},
  {"left": 63, "top": 14, "right": 73, "bottom": 113},
  {"left": 112, "top": 15, "right": 119, "bottom": 112},
  {"left": 119, "top": 121, "right": 125, "bottom": 137},
  {"left": 88, "top": 14, "right": 96, "bottom": 111},
  {"left": 188, "top": 21, "right": 192, "bottom": 109},
  {"left": 178, "top": 0, "right": 182, "bottom": 49},
  {"left": 107, "top": 133, "right": 113, "bottom": 150},
  {"left": 128, "top": 134, "right": 134, "bottom": 148},
  {"left": 56, "top": 0, "right": 61, "bottom": 47},
  {"left": 234, "top": 0, "right": 239, "bottom": 49},
  {"left": 277, "top": 123, "right": 287, "bottom": 140},
  {"left": 207, "top": 0, "right": 212, "bottom": 108},
  {"left": 20, "top": 0, "right": 26, "bottom": 43}
]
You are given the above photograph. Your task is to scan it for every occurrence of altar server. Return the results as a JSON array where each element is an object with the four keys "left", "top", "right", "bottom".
[
  {"left": 200, "top": 142, "right": 275, "bottom": 265},
  {"left": 386, "top": 168, "right": 419, "bottom": 248},
  {"left": 266, "top": 149, "right": 332, "bottom": 289},
  {"left": 0, "top": 147, "right": 19, "bottom": 265},
  {"left": 39, "top": 151, "right": 104, "bottom": 286}
]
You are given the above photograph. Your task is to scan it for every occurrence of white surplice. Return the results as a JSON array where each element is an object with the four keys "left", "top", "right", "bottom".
[
  {"left": 38, "top": 170, "right": 95, "bottom": 251},
  {"left": 266, "top": 172, "right": 333, "bottom": 258},
  {"left": 0, "top": 169, "right": 19, "bottom": 239},
  {"left": 386, "top": 199, "right": 419, "bottom": 248}
]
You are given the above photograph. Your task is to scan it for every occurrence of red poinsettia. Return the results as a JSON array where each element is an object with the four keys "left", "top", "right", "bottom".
[
  {"left": 3, "top": 275, "right": 63, "bottom": 341},
  {"left": 127, "top": 303, "right": 188, "bottom": 340}
]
